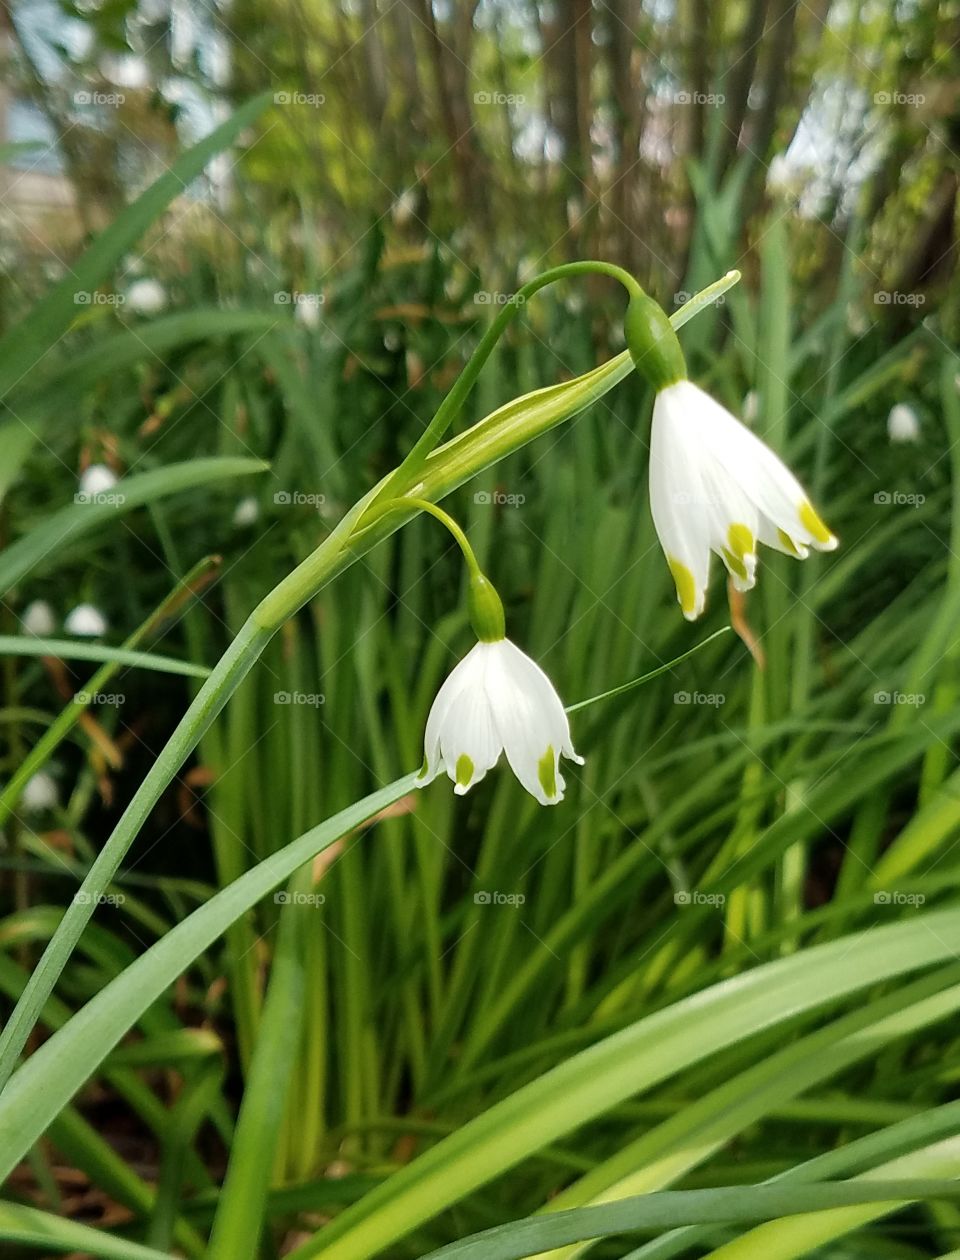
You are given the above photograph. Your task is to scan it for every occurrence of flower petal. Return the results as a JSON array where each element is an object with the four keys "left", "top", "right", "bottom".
[{"left": 650, "top": 385, "right": 711, "bottom": 619}]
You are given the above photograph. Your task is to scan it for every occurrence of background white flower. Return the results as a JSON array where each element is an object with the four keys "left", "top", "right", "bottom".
[
  {"left": 887, "top": 403, "right": 920, "bottom": 443},
  {"left": 65, "top": 604, "right": 109, "bottom": 637},
  {"left": 22, "top": 771, "right": 58, "bottom": 813},
  {"left": 651, "top": 380, "right": 836, "bottom": 619},
  {"left": 418, "top": 639, "right": 583, "bottom": 805},
  {"left": 125, "top": 278, "right": 167, "bottom": 316},
  {"left": 21, "top": 600, "right": 55, "bottom": 637},
  {"left": 79, "top": 463, "right": 118, "bottom": 497}
]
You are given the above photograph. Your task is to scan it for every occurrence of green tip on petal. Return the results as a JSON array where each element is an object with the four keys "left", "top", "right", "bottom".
[
  {"left": 455, "top": 753, "right": 475, "bottom": 788},
  {"left": 537, "top": 746, "right": 558, "bottom": 799},
  {"left": 667, "top": 557, "right": 698, "bottom": 618},
  {"left": 799, "top": 501, "right": 834, "bottom": 545}
]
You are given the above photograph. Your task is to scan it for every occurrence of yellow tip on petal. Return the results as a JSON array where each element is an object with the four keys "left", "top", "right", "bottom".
[
  {"left": 667, "top": 557, "right": 699, "bottom": 619},
  {"left": 455, "top": 754, "right": 475, "bottom": 788},
  {"left": 799, "top": 501, "right": 836, "bottom": 547},
  {"left": 538, "top": 746, "right": 558, "bottom": 799},
  {"left": 727, "top": 522, "right": 754, "bottom": 560},
  {"left": 777, "top": 529, "right": 805, "bottom": 558}
]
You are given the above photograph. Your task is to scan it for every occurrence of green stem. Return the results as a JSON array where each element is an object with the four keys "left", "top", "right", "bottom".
[{"left": 388, "top": 261, "right": 643, "bottom": 484}]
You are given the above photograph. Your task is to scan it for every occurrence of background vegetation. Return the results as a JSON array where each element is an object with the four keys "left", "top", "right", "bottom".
[{"left": 1, "top": 0, "right": 960, "bottom": 1257}]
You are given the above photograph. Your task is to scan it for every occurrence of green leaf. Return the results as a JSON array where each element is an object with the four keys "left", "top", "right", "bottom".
[
  {"left": 417, "top": 1182, "right": 960, "bottom": 1260},
  {"left": 0, "top": 457, "right": 268, "bottom": 595},
  {"left": 0, "top": 772, "right": 420, "bottom": 1181},
  {"left": 0, "top": 94, "right": 271, "bottom": 404},
  {"left": 0, "top": 1200, "right": 174, "bottom": 1260},
  {"left": 0, "top": 636, "right": 210, "bottom": 679}
]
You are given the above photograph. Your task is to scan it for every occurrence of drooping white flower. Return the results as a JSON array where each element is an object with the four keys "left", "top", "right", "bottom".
[
  {"left": 79, "top": 463, "right": 118, "bottom": 498},
  {"left": 22, "top": 771, "right": 58, "bottom": 813},
  {"left": 417, "top": 639, "right": 583, "bottom": 805},
  {"left": 650, "top": 380, "right": 837, "bottom": 620},
  {"left": 232, "top": 496, "right": 260, "bottom": 527},
  {"left": 125, "top": 278, "right": 167, "bottom": 316},
  {"left": 887, "top": 403, "right": 920, "bottom": 444},
  {"left": 65, "top": 603, "right": 108, "bottom": 637},
  {"left": 22, "top": 599, "right": 55, "bottom": 637}
]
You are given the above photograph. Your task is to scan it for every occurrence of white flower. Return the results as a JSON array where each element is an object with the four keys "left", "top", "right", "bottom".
[
  {"left": 125, "top": 278, "right": 167, "bottom": 316},
  {"left": 650, "top": 380, "right": 837, "bottom": 620},
  {"left": 22, "top": 771, "right": 58, "bottom": 813},
  {"left": 232, "top": 496, "right": 260, "bottom": 527},
  {"left": 79, "top": 463, "right": 118, "bottom": 497},
  {"left": 887, "top": 403, "right": 920, "bottom": 444},
  {"left": 418, "top": 639, "right": 583, "bottom": 805},
  {"left": 22, "top": 599, "right": 55, "bottom": 637},
  {"left": 65, "top": 603, "right": 108, "bottom": 637}
]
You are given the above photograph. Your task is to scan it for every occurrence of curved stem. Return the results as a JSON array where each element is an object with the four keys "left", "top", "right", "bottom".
[{"left": 386, "top": 261, "right": 643, "bottom": 487}]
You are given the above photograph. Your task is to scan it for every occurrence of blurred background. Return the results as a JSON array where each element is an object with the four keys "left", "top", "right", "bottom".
[{"left": 4, "top": 1, "right": 960, "bottom": 1256}]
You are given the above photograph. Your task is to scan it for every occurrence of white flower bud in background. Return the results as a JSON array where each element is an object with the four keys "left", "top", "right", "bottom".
[
  {"left": 125, "top": 278, "right": 167, "bottom": 316},
  {"left": 22, "top": 771, "right": 58, "bottom": 814},
  {"left": 79, "top": 464, "right": 118, "bottom": 497},
  {"left": 233, "top": 496, "right": 260, "bottom": 528},
  {"left": 22, "top": 600, "right": 55, "bottom": 637},
  {"left": 65, "top": 604, "right": 108, "bottom": 637},
  {"left": 887, "top": 403, "right": 920, "bottom": 444}
]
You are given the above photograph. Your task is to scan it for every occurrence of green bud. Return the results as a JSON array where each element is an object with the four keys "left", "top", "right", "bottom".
[
  {"left": 624, "top": 293, "right": 686, "bottom": 392},
  {"left": 468, "top": 572, "right": 506, "bottom": 642}
]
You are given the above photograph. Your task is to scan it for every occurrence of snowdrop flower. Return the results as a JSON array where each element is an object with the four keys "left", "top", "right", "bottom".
[
  {"left": 233, "top": 496, "right": 260, "bottom": 527},
  {"left": 79, "top": 463, "right": 118, "bottom": 498},
  {"left": 622, "top": 286, "right": 836, "bottom": 621},
  {"left": 418, "top": 637, "right": 583, "bottom": 805},
  {"left": 405, "top": 500, "right": 583, "bottom": 805},
  {"left": 65, "top": 603, "right": 108, "bottom": 637},
  {"left": 22, "top": 771, "right": 58, "bottom": 814},
  {"left": 887, "top": 403, "right": 920, "bottom": 444},
  {"left": 650, "top": 381, "right": 837, "bottom": 619},
  {"left": 22, "top": 599, "right": 55, "bottom": 637},
  {"left": 125, "top": 278, "right": 167, "bottom": 316}
]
